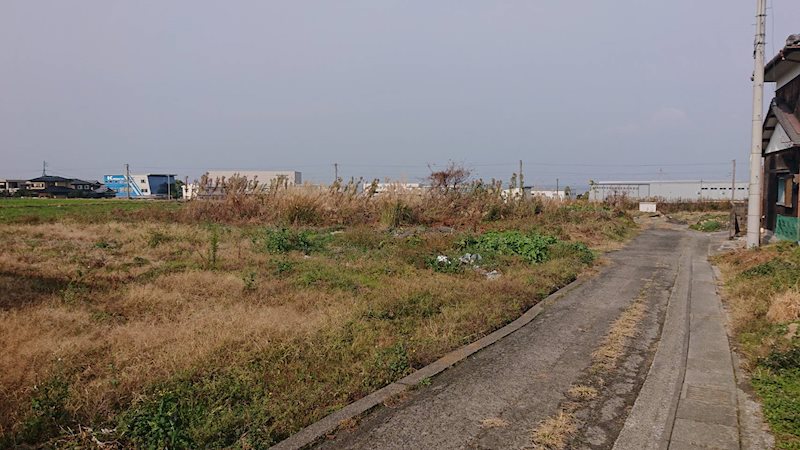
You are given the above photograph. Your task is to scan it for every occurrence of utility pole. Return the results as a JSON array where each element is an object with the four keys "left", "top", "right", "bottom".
[
  {"left": 42, "top": 161, "right": 47, "bottom": 176},
  {"left": 334, "top": 163, "right": 339, "bottom": 181},
  {"left": 125, "top": 164, "right": 131, "bottom": 200},
  {"left": 730, "top": 159, "right": 737, "bottom": 239},
  {"left": 518, "top": 160, "right": 523, "bottom": 190},
  {"left": 556, "top": 178, "right": 559, "bottom": 196},
  {"left": 746, "top": 0, "right": 767, "bottom": 248},
  {"left": 167, "top": 174, "right": 171, "bottom": 200}
]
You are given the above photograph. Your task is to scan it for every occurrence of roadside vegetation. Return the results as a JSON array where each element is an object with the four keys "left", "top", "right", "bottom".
[
  {"left": 686, "top": 213, "right": 727, "bottom": 232},
  {"left": 715, "top": 242, "right": 800, "bottom": 449},
  {"left": 0, "top": 174, "right": 636, "bottom": 448}
]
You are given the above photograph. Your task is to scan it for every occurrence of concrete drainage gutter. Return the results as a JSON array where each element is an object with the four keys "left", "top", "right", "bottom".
[{"left": 270, "top": 276, "right": 587, "bottom": 450}]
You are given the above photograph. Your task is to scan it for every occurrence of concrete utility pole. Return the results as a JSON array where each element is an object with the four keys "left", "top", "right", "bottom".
[
  {"left": 746, "top": 0, "right": 767, "bottom": 248},
  {"left": 518, "top": 160, "right": 523, "bottom": 190},
  {"left": 334, "top": 163, "right": 339, "bottom": 181},
  {"left": 730, "top": 159, "right": 737, "bottom": 239},
  {"left": 125, "top": 164, "right": 131, "bottom": 200},
  {"left": 42, "top": 161, "right": 47, "bottom": 176}
]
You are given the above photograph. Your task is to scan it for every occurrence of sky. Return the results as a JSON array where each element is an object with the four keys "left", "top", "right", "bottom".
[{"left": 1, "top": 1, "right": 799, "bottom": 189}]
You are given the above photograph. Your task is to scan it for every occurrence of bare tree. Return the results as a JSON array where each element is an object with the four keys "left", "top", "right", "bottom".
[{"left": 428, "top": 162, "right": 471, "bottom": 192}]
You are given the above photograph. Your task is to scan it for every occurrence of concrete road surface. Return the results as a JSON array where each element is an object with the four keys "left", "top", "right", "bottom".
[{"left": 309, "top": 225, "right": 769, "bottom": 449}]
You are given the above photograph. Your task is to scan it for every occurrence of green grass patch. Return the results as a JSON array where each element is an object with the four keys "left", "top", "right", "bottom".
[
  {"left": 251, "top": 227, "right": 329, "bottom": 254},
  {"left": 690, "top": 219, "right": 723, "bottom": 232},
  {"left": 753, "top": 362, "right": 800, "bottom": 449},
  {"left": 0, "top": 198, "right": 179, "bottom": 223}
]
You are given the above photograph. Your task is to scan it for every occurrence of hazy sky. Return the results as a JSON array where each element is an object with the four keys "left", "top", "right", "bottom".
[{"left": 2, "top": 1, "right": 799, "bottom": 188}]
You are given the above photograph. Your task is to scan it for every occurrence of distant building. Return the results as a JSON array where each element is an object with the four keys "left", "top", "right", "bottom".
[
  {"left": 103, "top": 174, "right": 177, "bottom": 199},
  {"left": 183, "top": 170, "right": 302, "bottom": 199},
  {"left": 363, "top": 182, "right": 426, "bottom": 194},
  {"left": 0, "top": 179, "right": 28, "bottom": 194},
  {"left": 24, "top": 176, "right": 106, "bottom": 198},
  {"left": 531, "top": 189, "right": 569, "bottom": 200},
  {"left": 500, "top": 187, "right": 569, "bottom": 201},
  {"left": 589, "top": 180, "right": 748, "bottom": 202},
  {"left": 205, "top": 170, "right": 301, "bottom": 187}
]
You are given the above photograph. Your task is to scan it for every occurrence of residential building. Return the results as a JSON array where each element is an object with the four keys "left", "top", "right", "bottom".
[
  {"left": 103, "top": 174, "right": 177, "bottom": 199},
  {"left": 589, "top": 180, "right": 748, "bottom": 202},
  {"left": 27, "top": 175, "right": 72, "bottom": 191},
  {"left": 26, "top": 176, "right": 103, "bottom": 197},
  {"left": 762, "top": 34, "right": 800, "bottom": 236},
  {"left": 0, "top": 179, "right": 28, "bottom": 194}
]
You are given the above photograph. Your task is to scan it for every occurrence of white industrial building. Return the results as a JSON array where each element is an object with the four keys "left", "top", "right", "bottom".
[
  {"left": 205, "top": 170, "right": 301, "bottom": 187},
  {"left": 183, "top": 170, "right": 302, "bottom": 199},
  {"left": 363, "top": 182, "right": 426, "bottom": 194},
  {"left": 589, "top": 180, "right": 748, "bottom": 202}
]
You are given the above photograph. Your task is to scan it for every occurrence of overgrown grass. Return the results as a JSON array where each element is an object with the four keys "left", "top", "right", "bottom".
[
  {"left": 715, "top": 242, "right": 800, "bottom": 448},
  {"left": 0, "top": 194, "right": 635, "bottom": 448}
]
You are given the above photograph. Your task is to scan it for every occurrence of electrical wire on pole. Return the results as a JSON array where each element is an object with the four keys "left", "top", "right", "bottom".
[{"left": 746, "top": 0, "right": 767, "bottom": 248}]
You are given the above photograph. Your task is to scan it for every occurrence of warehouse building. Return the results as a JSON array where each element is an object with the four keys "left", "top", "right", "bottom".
[
  {"left": 204, "top": 170, "right": 301, "bottom": 187},
  {"left": 103, "top": 174, "right": 177, "bottom": 199},
  {"left": 589, "top": 180, "right": 748, "bottom": 202}
]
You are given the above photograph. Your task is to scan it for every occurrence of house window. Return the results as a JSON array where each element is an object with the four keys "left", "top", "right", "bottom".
[
  {"left": 777, "top": 175, "right": 793, "bottom": 206},
  {"left": 142, "top": 189, "right": 148, "bottom": 193}
]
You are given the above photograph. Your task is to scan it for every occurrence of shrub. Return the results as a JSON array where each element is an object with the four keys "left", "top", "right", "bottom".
[
  {"left": 690, "top": 220, "right": 723, "bottom": 232},
  {"left": 379, "top": 200, "right": 414, "bottom": 229},
  {"left": 283, "top": 196, "right": 321, "bottom": 225},
  {"left": 254, "top": 228, "right": 326, "bottom": 254},
  {"left": 468, "top": 231, "right": 557, "bottom": 264}
]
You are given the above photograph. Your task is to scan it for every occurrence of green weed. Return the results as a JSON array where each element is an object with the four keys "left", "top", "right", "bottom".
[
  {"left": 690, "top": 220, "right": 723, "bottom": 232},
  {"left": 18, "top": 376, "right": 71, "bottom": 445},
  {"left": 752, "top": 362, "right": 800, "bottom": 449},
  {"left": 254, "top": 227, "right": 327, "bottom": 254}
]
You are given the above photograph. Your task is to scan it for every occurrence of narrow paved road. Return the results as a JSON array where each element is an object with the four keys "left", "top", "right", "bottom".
[{"left": 315, "top": 226, "right": 708, "bottom": 449}]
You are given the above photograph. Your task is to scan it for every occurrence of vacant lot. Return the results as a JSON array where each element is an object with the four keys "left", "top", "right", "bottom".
[
  {"left": 715, "top": 243, "right": 800, "bottom": 449},
  {"left": 0, "top": 192, "right": 635, "bottom": 448}
]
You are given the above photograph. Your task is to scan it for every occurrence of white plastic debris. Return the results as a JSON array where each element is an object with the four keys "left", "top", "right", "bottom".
[
  {"left": 436, "top": 255, "right": 451, "bottom": 264},
  {"left": 485, "top": 270, "right": 501, "bottom": 280}
]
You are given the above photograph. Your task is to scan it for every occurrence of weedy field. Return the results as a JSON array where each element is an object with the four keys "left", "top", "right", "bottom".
[
  {"left": 0, "top": 187, "right": 635, "bottom": 448},
  {"left": 715, "top": 243, "right": 800, "bottom": 449}
]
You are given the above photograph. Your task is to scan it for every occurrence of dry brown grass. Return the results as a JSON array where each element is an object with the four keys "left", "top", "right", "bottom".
[
  {"left": 479, "top": 417, "right": 509, "bottom": 428},
  {"left": 566, "top": 385, "right": 599, "bottom": 401},
  {"left": 767, "top": 290, "right": 800, "bottom": 324},
  {"left": 530, "top": 411, "right": 576, "bottom": 450},
  {"left": 592, "top": 283, "right": 650, "bottom": 372}
]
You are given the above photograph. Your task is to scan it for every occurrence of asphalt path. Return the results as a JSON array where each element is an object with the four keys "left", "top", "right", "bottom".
[{"left": 316, "top": 226, "right": 698, "bottom": 449}]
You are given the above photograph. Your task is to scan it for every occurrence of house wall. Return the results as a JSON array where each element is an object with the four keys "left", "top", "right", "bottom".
[
  {"left": 777, "top": 74, "right": 800, "bottom": 115},
  {"left": 777, "top": 63, "right": 800, "bottom": 90},
  {"left": 763, "top": 150, "right": 799, "bottom": 231}
]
